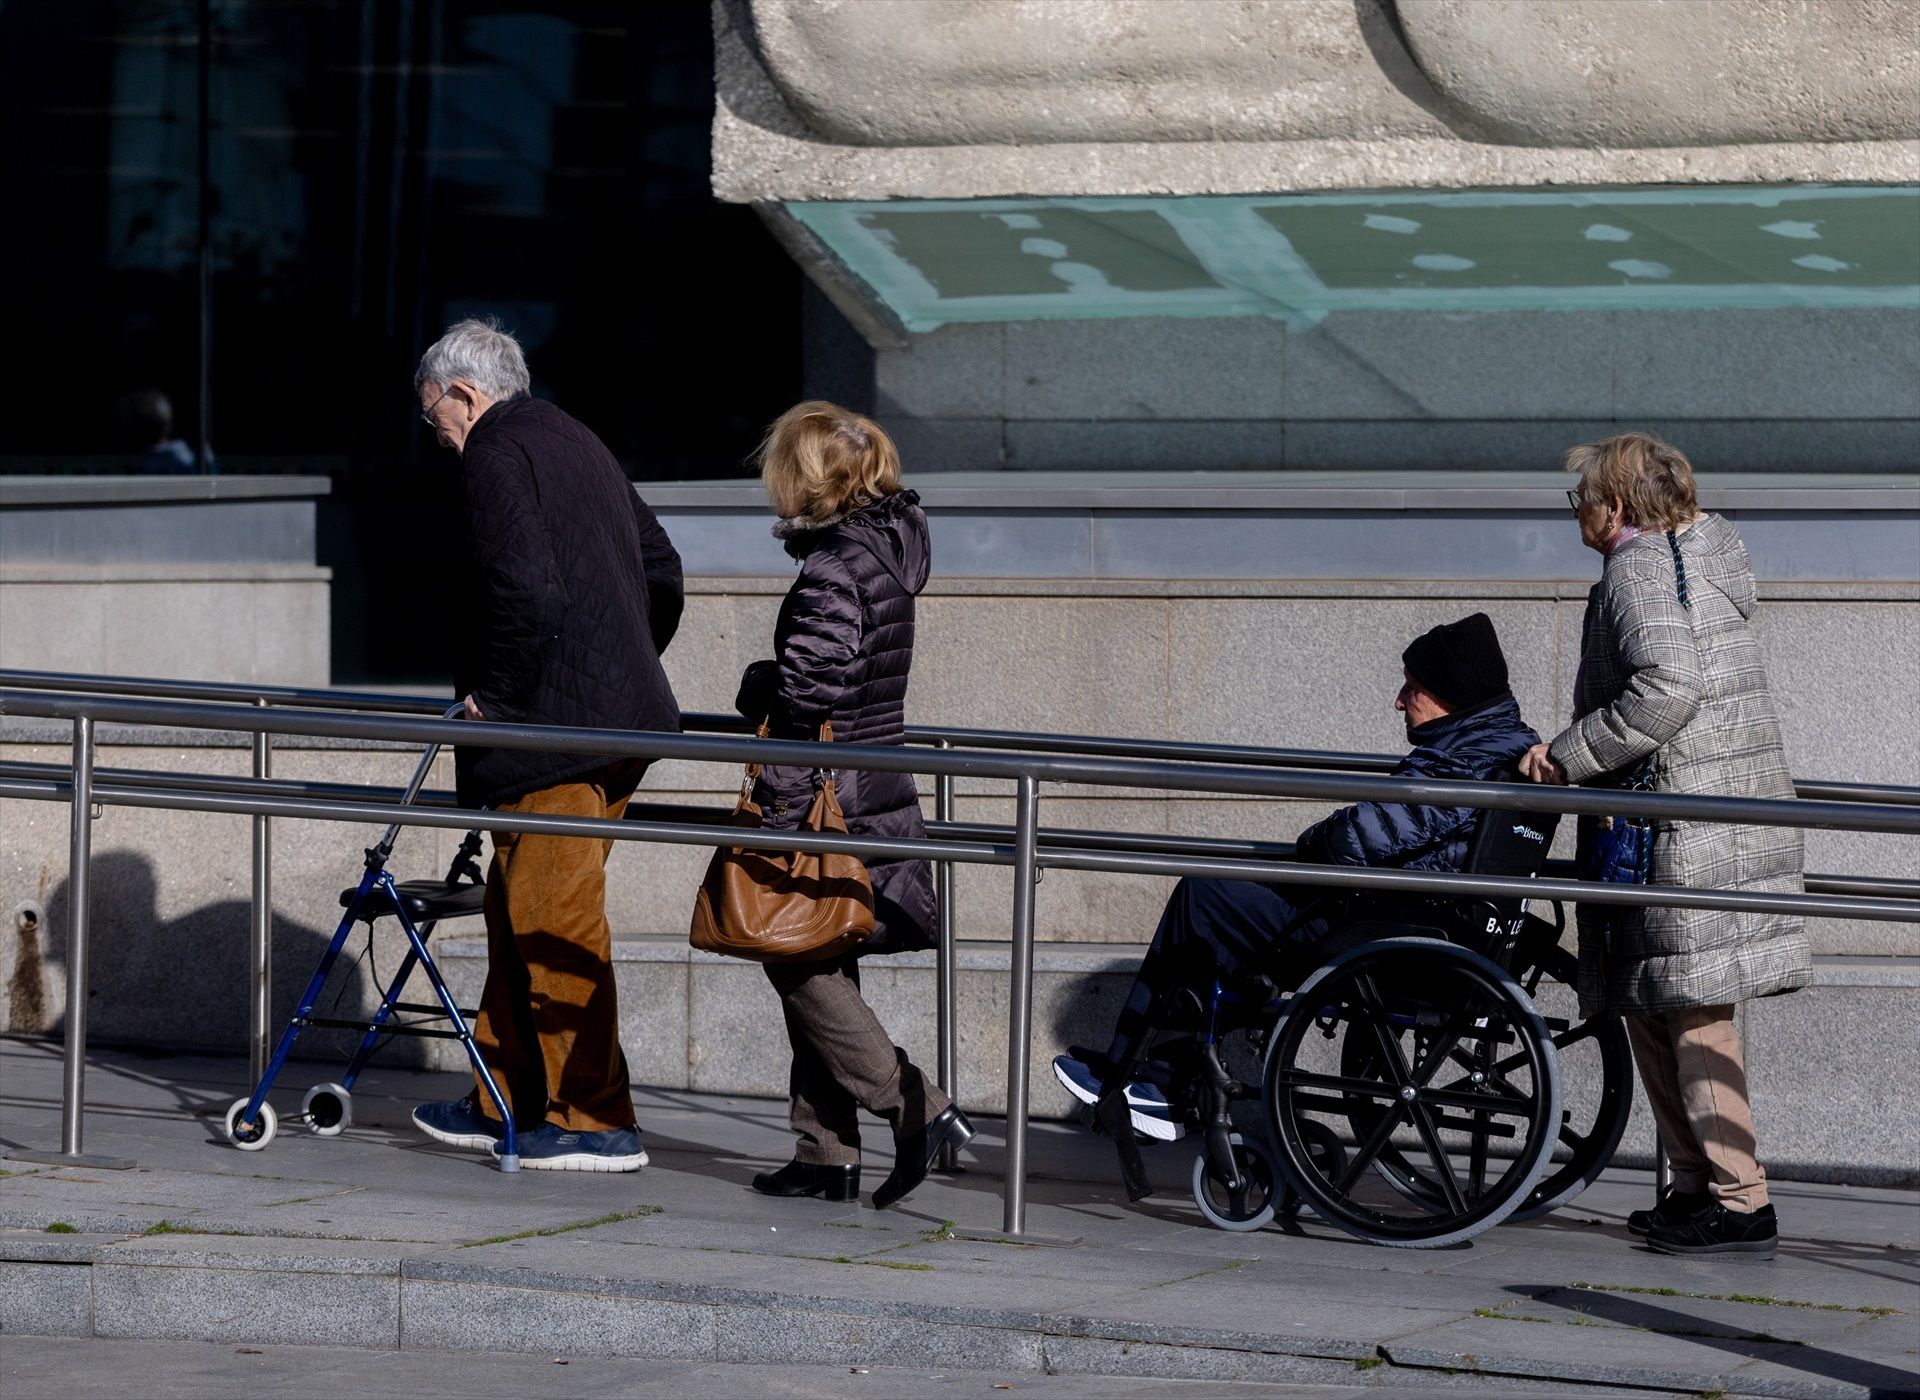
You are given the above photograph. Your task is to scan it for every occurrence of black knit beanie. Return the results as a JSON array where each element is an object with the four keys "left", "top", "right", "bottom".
[{"left": 1401, "top": 613, "right": 1510, "bottom": 710}]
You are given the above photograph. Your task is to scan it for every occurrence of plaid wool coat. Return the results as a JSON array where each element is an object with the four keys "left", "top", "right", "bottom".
[{"left": 1549, "top": 514, "right": 1811, "bottom": 1017}]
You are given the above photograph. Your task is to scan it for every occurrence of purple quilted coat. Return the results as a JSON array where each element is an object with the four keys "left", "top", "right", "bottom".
[{"left": 735, "top": 490, "right": 935, "bottom": 956}]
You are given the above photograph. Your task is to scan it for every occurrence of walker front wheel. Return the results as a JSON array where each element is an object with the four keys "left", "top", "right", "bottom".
[
  {"left": 301, "top": 1083, "right": 352, "bottom": 1137},
  {"left": 224, "top": 1098, "right": 278, "bottom": 1151}
]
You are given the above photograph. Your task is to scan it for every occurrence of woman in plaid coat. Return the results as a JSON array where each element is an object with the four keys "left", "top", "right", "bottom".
[{"left": 1520, "top": 433, "right": 1808, "bottom": 1259}]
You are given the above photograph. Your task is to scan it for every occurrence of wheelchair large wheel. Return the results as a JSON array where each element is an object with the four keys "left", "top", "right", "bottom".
[
  {"left": 1339, "top": 926, "right": 1631, "bottom": 1223},
  {"left": 1264, "top": 938, "right": 1560, "bottom": 1249},
  {"left": 1507, "top": 926, "right": 1632, "bottom": 1220}
]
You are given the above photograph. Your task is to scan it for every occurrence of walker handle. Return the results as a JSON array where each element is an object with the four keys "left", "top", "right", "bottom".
[{"left": 376, "top": 703, "right": 465, "bottom": 855}]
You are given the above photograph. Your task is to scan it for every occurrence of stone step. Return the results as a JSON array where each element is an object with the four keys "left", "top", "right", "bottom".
[{"left": 425, "top": 933, "right": 1919, "bottom": 1188}]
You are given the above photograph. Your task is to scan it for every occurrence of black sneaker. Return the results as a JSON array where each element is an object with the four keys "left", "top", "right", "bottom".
[
  {"left": 1645, "top": 1202, "right": 1778, "bottom": 1257},
  {"left": 1627, "top": 1189, "right": 1709, "bottom": 1238}
]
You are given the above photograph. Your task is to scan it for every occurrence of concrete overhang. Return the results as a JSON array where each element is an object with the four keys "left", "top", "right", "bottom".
[{"left": 715, "top": 0, "right": 1920, "bottom": 205}]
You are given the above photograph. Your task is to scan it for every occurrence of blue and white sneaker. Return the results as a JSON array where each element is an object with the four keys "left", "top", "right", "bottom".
[
  {"left": 412, "top": 1098, "right": 504, "bottom": 1151},
  {"left": 1052, "top": 1053, "right": 1184, "bottom": 1142},
  {"left": 492, "top": 1122, "right": 649, "bottom": 1172}
]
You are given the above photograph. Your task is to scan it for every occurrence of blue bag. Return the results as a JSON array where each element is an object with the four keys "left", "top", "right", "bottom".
[{"left": 1576, "top": 764, "right": 1656, "bottom": 886}]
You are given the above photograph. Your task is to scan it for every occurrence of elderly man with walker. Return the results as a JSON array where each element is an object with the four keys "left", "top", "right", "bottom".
[{"left": 409, "top": 318, "right": 684, "bottom": 1172}]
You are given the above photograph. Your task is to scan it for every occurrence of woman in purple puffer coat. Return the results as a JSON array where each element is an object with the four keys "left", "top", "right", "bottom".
[{"left": 734, "top": 401, "right": 971, "bottom": 1211}]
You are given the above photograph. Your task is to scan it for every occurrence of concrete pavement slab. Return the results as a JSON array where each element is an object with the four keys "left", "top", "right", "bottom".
[
  {"left": 2, "top": 1039, "right": 1913, "bottom": 1398},
  {"left": 0, "top": 1334, "right": 1666, "bottom": 1399}
]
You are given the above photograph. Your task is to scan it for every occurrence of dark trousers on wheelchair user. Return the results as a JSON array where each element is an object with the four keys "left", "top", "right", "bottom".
[{"left": 1101, "top": 876, "right": 1333, "bottom": 1090}]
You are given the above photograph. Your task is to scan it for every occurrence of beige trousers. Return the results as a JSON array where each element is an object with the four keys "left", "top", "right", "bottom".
[
  {"left": 470, "top": 761, "right": 645, "bottom": 1133},
  {"left": 1626, "top": 1006, "right": 1770, "bottom": 1212}
]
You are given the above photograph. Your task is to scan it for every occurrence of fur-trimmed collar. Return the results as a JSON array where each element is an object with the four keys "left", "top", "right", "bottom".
[{"left": 770, "top": 497, "right": 874, "bottom": 541}]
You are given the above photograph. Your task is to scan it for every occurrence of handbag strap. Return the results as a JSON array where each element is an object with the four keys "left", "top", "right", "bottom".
[{"left": 740, "top": 718, "right": 837, "bottom": 798}]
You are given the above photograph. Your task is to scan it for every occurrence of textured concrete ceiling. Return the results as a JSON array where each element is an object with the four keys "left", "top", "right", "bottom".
[{"left": 714, "top": 0, "right": 1920, "bottom": 202}]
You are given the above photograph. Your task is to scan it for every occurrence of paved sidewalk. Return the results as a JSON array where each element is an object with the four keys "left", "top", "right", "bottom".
[{"left": 1, "top": 1039, "right": 1915, "bottom": 1399}]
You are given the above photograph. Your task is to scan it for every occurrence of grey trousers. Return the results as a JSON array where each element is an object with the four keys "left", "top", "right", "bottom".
[{"left": 764, "top": 956, "right": 950, "bottom": 1166}]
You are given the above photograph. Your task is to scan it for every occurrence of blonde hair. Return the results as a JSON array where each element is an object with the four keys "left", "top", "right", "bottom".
[
  {"left": 1564, "top": 432, "right": 1700, "bottom": 531},
  {"left": 756, "top": 400, "right": 902, "bottom": 522}
]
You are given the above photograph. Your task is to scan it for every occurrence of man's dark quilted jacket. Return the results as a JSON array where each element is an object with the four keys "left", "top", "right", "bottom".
[
  {"left": 453, "top": 395, "right": 683, "bottom": 807},
  {"left": 1292, "top": 695, "right": 1540, "bottom": 872},
  {"left": 735, "top": 490, "right": 934, "bottom": 955}
]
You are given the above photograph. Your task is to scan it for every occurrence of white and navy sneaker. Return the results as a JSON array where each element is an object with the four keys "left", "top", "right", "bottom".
[
  {"left": 412, "top": 1098, "right": 504, "bottom": 1152},
  {"left": 1052, "top": 1053, "right": 1184, "bottom": 1142},
  {"left": 492, "top": 1122, "right": 649, "bottom": 1172}
]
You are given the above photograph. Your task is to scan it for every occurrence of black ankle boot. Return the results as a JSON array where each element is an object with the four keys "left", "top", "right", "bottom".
[
  {"left": 752, "top": 1159, "right": 861, "bottom": 1202},
  {"left": 1646, "top": 1202, "right": 1778, "bottom": 1257},
  {"left": 1627, "top": 1188, "right": 1708, "bottom": 1238},
  {"left": 872, "top": 1106, "right": 974, "bottom": 1210}
]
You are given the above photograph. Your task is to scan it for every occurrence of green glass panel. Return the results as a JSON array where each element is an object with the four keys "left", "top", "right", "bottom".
[
  {"left": 1256, "top": 196, "right": 1920, "bottom": 290},
  {"left": 856, "top": 206, "right": 1217, "bottom": 299}
]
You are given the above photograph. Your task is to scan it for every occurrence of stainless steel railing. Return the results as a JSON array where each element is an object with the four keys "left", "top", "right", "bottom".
[{"left": 2, "top": 673, "right": 1917, "bottom": 1236}]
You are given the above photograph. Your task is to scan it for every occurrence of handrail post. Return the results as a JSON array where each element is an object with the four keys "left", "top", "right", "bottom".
[
  {"left": 1002, "top": 773, "right": 1040, "bottom": 1235},
  {"left": 8, "top": 714, "right": 134, "bottom": 1169},
  {"left": 61, "top": 715, "right": 94, "bottom": 1155},
  {"left": 249, "top": 699, "right": 272, "bottom": 1085},
  {"left": 935, "top": 748, "right": 959, "bottom": 1171}
]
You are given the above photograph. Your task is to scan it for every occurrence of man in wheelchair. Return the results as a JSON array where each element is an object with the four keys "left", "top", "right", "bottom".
[{"left": 1054, "top": 614, "right": 1542, "bottom": 1197}]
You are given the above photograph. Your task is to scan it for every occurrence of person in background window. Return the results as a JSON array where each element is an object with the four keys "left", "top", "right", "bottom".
[{"left": 118, "top": 390, "right": 201, "bottom": 473}]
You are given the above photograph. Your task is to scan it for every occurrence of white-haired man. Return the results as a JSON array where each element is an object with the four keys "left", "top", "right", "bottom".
[{"left": 410, "top": 318, "right": 683, "bottom": 1172}]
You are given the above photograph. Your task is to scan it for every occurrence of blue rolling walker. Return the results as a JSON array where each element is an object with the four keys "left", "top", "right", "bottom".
[{"left": 221, "top": 706, "right": 520, "bottom": 1170}]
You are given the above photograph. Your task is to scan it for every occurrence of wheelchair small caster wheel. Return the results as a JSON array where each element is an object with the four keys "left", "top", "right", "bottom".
[
  {"left": 224, "top": 1098, "right": 278, "bottom": 1151},
  {"left": 301, "top": 1083, "right": 352, "bottom": 1137},
  {"left": 1192, "top": 1132, "right": 1277, "bottom": 1233}
]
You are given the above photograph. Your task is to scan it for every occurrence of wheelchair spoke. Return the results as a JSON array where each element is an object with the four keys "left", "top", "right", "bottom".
[
  {"left": 1271, "top": 1068, "right": 1406, "bottom": 1103},
  {"left": 1468, "top": 1108, "right": 1491, "bottom": 1199},
  {"left": 1550, "top": 1021, "right": 1599, "bottom": 1052},
  {"left": 1353, "top": 974, "right": 1416, "bottom": 1088},
  {"left": 1334, "top": 1099, "right": 1407, "bottom": 1195},
  {"left": 1418, "top": 1083, "right": 1537, "bottom": 1116},
  {"left": 1410, "top": 1017, "right": 1465, "bottom": 1090},
  {"left": 1408, "top": 1101, "right": 1468, "bottom": 1215}
]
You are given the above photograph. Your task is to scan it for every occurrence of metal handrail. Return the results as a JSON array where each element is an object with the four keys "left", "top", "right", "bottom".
[
  {"left": 6, "top": 690, "right": 1917, "bottom": 834},
  {"left": 3, "top": 679, "right": 1917, "bottom": 1235},
  {"left": 2, "top": 757, "right": 1911, "bottom": 902},
  {"left": 2, "top": 667, "right": 1914, "bottom": 806}
]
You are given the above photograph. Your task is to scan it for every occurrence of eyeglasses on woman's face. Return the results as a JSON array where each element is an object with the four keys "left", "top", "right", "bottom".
[{"left": 1566, "top": 487, "right": 1588, "bottom": 512}]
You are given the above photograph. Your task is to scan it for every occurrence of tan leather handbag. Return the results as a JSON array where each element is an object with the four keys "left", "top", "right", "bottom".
[{"left": 689, "top": 722, "right": 876, "bottom": 962}]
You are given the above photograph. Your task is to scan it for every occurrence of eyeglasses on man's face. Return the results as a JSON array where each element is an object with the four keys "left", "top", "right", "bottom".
[{"left": 420, "top": 385, "right": 452, "bottom": 428}]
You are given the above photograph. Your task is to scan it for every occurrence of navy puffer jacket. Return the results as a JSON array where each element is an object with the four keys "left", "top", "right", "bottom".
[
  {"left": 1293, "top": 695, "right": 1541, "bottom": 871},
  {"left": 452, "top": 396, "right": 683, "bottom": 808},
  {"left": 735, "top": 490, "right": 935, "bottom": 955}
]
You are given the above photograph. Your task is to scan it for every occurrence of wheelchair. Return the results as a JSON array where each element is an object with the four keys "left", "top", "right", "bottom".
[{"left": 1102, "top": 792, "right": 1633, "bottom": 1249}]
